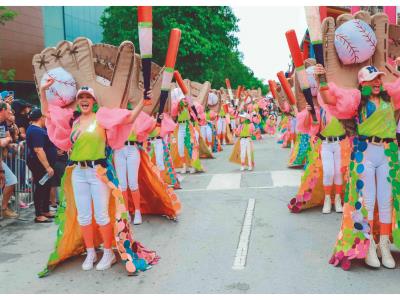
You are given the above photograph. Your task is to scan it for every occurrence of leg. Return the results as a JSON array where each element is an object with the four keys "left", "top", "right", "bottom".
[
  {"left": 127, "top": 145, "right": 142, "bottom": 225},
  {"left": 71, "top": 166, "right": 97, "bottom": 270},
  {"left": 333, "top": 142, "right": 344, "bottom": 212},
  {"left": 246, "top": 138, "right": 252, "bottom": 170},
  {"left": 321, "top": 142, "right": 334, "bottom": 213},
  {"left": 154, "top": 139, "right": 165, "bottom": 171},
  {"left": 114, "top": 147, "right": 130, "bottom": 211},
  {"left": 88, "top": 166, "right": 115, "bottom": 271},
  {"left": 1, "top": 161, "right": 17, "bottom": 217},
  {"left": 178, "top": 124, "right": 187, "bottom": 172}
]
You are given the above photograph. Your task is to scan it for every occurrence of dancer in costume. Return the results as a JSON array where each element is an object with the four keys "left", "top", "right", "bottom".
[
  {"left": 39, "top": 80, "right": 158, "bottom": 275},
  {"left": 217, "top": 105, "right": 228, "bottom": 145},
  {"left": 229, "top": 112, "right": 255, "bottom": 171},
  {"left": 265, "top": 114, "right": 277, "bottom": 136},
  {"left": 316, "top": 64, "right": 400, "bottom": 270}
]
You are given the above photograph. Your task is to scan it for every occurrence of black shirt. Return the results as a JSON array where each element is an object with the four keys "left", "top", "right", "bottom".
[{"left": 26, "top": 125, "right": 57, "bottom": 167}]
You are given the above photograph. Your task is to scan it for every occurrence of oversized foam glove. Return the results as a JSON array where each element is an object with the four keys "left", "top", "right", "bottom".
[
  {"left": 294, "top": 58, "right": 317, "bottom": 113},
  {"left": 32, "top": 37, "right": 135, "bottom": 108},
  {"left": 322, "top": 11, "right": 399, "bottom": 89}
]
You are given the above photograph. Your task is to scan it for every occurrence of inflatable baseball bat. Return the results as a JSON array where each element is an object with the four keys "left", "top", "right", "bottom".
[
  {"left": 268, "top": 80, "right": 278, "bottom": 99},
  {"left": 225, "top": 78, "right": 234, "bottom": 102},
  {"left": 285, "top": 29, "right": 317, "bottom": 122},
  {"left": 304, "top": 6, "right": 328, "bottom": 90},
  {"left": 138, "top": 6, "right": 153, "bottom": 106},
  {"left": 173, "top": 70, "right": 198, "bottom": 119},
  {"left": 157, "top": 28, "right": 181, "bottom": 124},
  {"left": 277, "top": 71, "right": 296, "bottom": 106},
  {"left": 173, "top": 70, "right": 189, "bottom": 96},
  {"left": 234, "top": 85, "right": 242, "bottom": 107}
]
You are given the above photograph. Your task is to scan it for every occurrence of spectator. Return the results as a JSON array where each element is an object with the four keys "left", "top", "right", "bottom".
[
  {"left": 26, "top": 108, "right": 57, "bottom": 223},
  {"left": 49, "top": 148, "right": 67, "bottom": 210},
  {"left": 12, "top": 100, "right": 31, "bottom": 141},
  {"left": 0, "top": 91, "right": 14, "bottom": 104},
  {"left": 0, "top": 101, "right": 18, "bottom": 218}
]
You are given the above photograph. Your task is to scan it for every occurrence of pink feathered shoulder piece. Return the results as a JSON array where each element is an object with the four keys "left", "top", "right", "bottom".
[
  {"left": 96, "top": 107, "right": 136, "bottom": 150},
  {"left": 45, "top": 105, "right": 74, "bottom": 152},
  {"left": 317, "top": 82, "right": 360, "bottom": 119},
  {"left": 295, "top": 109, "right": 320, "bottom": 136},
  {"left": 384, "top": 77, "right": 400, "bottom": 111}
]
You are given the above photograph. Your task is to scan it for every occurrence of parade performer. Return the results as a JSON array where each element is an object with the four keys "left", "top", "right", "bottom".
[
  {"left": 229, "top": 112, "right": 255, "bottom": 171},
  {"left": 265, "top": 114, "right": 277, "bottom": 136},
  {"left": 38, "top": 78, "right": 158, "bottom": 276},
  {"left": 217, "top": 105, "right": 228, "bottom": 145},
  {"left": 170, "top": 87, "right": 204, "bottom": 174}
]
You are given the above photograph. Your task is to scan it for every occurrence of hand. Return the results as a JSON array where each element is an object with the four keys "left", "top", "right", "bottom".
[
  {"left": 40, "top": 78, "right": 55, "bottom": 91},
  {"left": 0, "top": 171, "right": 5, "bottom": 189},
  {"left": 57, "top": 149, "right": 65, "bottom": 156},
  {"left": 145, "top": 88, "right": 153, "bottom": 100},
  {"left": 306, "top": 104, "right": 313, "bottom": 112},
  {"left": 46, "top": 166, "right": 54, "bottom": 177}
]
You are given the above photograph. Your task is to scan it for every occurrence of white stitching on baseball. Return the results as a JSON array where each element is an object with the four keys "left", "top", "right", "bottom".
[{"left": 336, "top": 33, "right": 360, "bottom": 64}]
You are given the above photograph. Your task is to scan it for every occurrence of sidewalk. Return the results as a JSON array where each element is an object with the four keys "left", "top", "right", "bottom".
[{"left": 0, "top": 205, "right": 35, "bottom": 229}]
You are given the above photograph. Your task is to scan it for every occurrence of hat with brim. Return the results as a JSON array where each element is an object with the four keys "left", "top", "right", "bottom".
[
  {"left": 358, "top": 66, "right": 385, "bottom": 84},
  {"left": 29, "top": 107, "right": 43, "bottom": 121},
  {"left": 76, "top": 86, "right": 97, "bottom": 101}
]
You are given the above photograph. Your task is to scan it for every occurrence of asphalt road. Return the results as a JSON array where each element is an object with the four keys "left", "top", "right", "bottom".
[{"left": 1, "top": 135, "right": 400, "bottom": 293}]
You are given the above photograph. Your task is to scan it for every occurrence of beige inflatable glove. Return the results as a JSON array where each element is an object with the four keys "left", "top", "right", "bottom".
[
  {"left": 32, "top": 37, "right": 135, "bottom": 109},
  {"left": 322, "top": 11, "right": 398, "bottom": 89},
  {"left": 186, "top": 80, "right": 211, "bottom": 108}
]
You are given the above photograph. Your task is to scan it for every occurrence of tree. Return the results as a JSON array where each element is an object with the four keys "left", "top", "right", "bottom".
[
  {"left": 100, "top": 6, "right": 267, "bottom": 94},
  {"left": 0, "top": 6, "right": 18, "bottom": 84}
]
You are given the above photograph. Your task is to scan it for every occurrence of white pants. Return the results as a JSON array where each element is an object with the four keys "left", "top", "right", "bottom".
[
  {"left": 200, "top": 125, "right": 212, "bottom": 143},
  {"left": 230, "top": 119, "right": 236, "bottom": 131},
  {"left": 240, "top": 137, "right": 252, "bottom": 167},
  {"left": 360, "top": 143, "right": 392, "bottom": 223},
  {"left": 154, "top": 138, "right": 165, "bottom": 171},
  {"left": 321, "top": 141, "right": 343, "bottom": 187},
  {"left": 72, "top": 165, "right": 110, "bottom": 226},
  {"left": 194, "top": 128, "right": 199, "bottom": 144},
  {"left": 217, "top": 118, "right": 226, "bottom": 135},
  {"left": 178, "top": 123, "right": 187, "bottom": 158},
  {"left": 114, "top": 145, "right": 140, "bottom": 191}
]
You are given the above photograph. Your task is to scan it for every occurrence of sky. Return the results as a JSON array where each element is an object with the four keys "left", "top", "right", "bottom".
[{"left": 232, "top": 6, "right": 308, "bottom": 84}]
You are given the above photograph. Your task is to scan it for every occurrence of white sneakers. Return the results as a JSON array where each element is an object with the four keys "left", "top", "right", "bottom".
[
  {"left": 248, "top": 166, "right": 253, "bottom": 171},
  {"left": 181, "top": 164, "right": 187, "bottom": 174},
  {"left": 133, "top": 209, "right": 142, "bottom": 225},
  {"left": 96, "top": 249, "right": 117, "bottom": 271},
  {"left": 365, "top": 238, "right": 381, "bottom": 268},
  {"left": 82, "top": 248, "right": 117, "bottom": 271},
  {"left": 82, "top": 248, "right": 97, "bottom": 271},
  {"left": 334, "top": 194, "right": 343, "bottom": 213},
  {"left": 189, "top": 167, "right": 196, "bottom": 174},
  {"left": 240, "top": 165, "right": 245, "bottom": 171},
  {"left": 322, "top": 195, "right": 332, "bottom": 214},
  {"left": 378, "top": 235, "right": 396, "bottom": 269}
]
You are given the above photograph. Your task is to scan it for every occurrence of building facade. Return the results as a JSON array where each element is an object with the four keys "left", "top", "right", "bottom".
[{"left": 0, "top": 6, "right": 105, "bottom": 102}]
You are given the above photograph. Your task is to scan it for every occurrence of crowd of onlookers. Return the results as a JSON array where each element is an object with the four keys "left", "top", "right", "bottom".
[{"left": 0, "top": 90, "right": 66, "bottom": 223}]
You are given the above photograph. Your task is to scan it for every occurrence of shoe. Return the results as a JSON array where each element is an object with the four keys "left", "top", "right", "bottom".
[
  {"left": 50, "top": 205, "right": 58, "bottom": 211},
  {"left": 322, "top": 195, "right": 332, "bottom": 214},
  {"left": 82, "top": 249, "right": 97, "bottom": 271},
  {"left": 248, "top": 166, "right": 253, "bottom": 171},
  {"left": 2, "top": 208, "right": 18, "bottom": 219},
  {"left": 19, "top": 201, "right": 29, "bottom": 209},
  {"left": 240, "top": 166, "right": 245, "bottom": 171},
  {"left": 133, "top": 210, "right": 142, "bottom": 225},
  {"left": 334, "top": 194, "right": 343, "bottom": 213},
  {"left": 365, "top": 238, "right": 381, "bottom": 268},
  {"left": 189, "top": 167, "right": 195, "bottom": 174},
  {"left": 96, "top": 249, "right": 116, "bottom": 271},
  {"left": 378, "top": 235, "right": 395, "bottom": 269},
  {"left": 34, "top": 217, "right": 52, "bottom": 223},
  {"left": 181, "top": 164, "right": 187, "bottom": 174}
]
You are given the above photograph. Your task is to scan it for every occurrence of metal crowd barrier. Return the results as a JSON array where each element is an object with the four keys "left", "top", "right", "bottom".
[{"left": 0, "top": 141, "right": 33, "bottom": 220}]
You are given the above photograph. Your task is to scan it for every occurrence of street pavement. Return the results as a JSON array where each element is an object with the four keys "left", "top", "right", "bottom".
[{"left": 1, "top": 134, "right": 400, "bottom": 293}]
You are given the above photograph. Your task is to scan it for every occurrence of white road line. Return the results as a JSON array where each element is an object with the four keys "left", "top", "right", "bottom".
[
  {"left": 176, "top": 186, "right": 275, "bottom": 192},
  {"left": 270, "top": 170, "right": 302, "bottom": 187},
  {"left": 232, "top": 198, "right": 256, "bottom": 270},
  {"left": 206, "top": 173, "right": 241, "bottom": 190}
]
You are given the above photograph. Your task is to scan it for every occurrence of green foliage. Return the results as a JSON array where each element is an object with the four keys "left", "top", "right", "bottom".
[
  {"left": 0, "top": 6, "right": 17, "bottom": 25},
  {"left": 0, "top": 69, "right": 15, "bottom": 84},
  {"left": 100, "top": 6, "right": 266, "bottom": 94},
  {"left": 0, "top": 7, "right": 17, "bottom": 84}
]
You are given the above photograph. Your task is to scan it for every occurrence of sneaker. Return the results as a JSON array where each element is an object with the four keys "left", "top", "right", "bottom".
[
  {"left": 189, "top": 167, "right": 196, "bottom": 174},
  {"left": 96, "top": 249, "right": 116, "bottom": 271},
  {"left": 19, "top": 201, "right": 29, "bottom": 209},
  {"left": 133, "top": 210, "right": 142, "bottom": 225},
  {"left": 2, "top": 208, "right": 18, "bottom": 218},
  {"left": 82, "top": 249, "right": 97, "bottom": 271},
  {"left": 240, "top": 166, "right": 245, "bottom": 171}
]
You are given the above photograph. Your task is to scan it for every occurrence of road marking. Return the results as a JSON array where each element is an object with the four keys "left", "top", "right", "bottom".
[
  {"left": 232, "top": 198, "right": 255, "bottom": 270},
  {"left": 176, "top": 186, "right": 276, "bottom": 192},
  {"left": 270, "top": 170, "right": 302, "bottom": 187},
  {"left": 206, "top": 173, "right": 241, "bottom": 190}
]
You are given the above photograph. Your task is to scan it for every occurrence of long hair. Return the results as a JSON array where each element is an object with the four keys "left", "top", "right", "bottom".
[{"left": 357, "top": 84, "right": 391, "bottom": 116}]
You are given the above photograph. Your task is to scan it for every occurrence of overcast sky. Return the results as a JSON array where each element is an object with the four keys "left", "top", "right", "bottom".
[{"left": 232, "top": 6, "right": 308, "bottom": 84}]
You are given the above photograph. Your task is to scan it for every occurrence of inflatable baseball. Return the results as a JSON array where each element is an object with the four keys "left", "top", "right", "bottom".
[
  {"left": 40, "top": 67, "right": 77, "bottom": 107},
  {"left": 334, "top": 19, "right": 377, "bottom": 65}
]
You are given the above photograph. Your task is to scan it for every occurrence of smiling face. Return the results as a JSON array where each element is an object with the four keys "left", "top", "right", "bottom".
[
  {"left": 361, "top": 75, "right": 383, "bottom": 96},
  {"left": 77, "top": 93, "right": 95, "bottom": 114}
]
